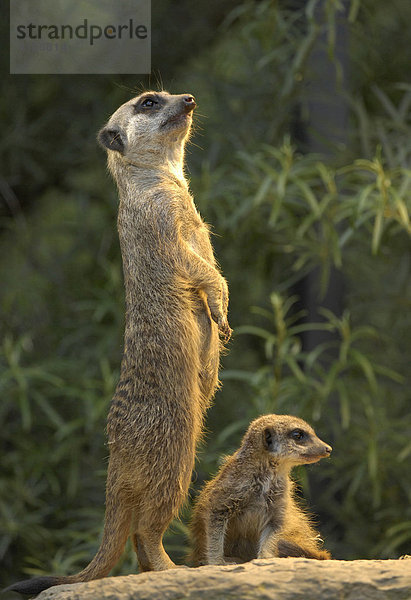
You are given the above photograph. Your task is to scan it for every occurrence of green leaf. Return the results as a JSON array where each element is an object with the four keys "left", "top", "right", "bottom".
[
  {"left": 350, "top": 349, "right": 378, "bottom": 393},
  {"left": 234, "top": 325, "right": 276, "bottom": 342},
  {"left": 253, "top": 174, "right": 274, "bottom": 206},
  {"left": 337, "top": 381, "right": 350, "bottom": 429},
  {"left": 220, "top": 370, "right": 254, "bottom": 382},
  {"left": 372, "top": 210, "right": 384, "bottom": 254},
  {"left": 32, "top": 391, "right": 64, "bottom": 429}
]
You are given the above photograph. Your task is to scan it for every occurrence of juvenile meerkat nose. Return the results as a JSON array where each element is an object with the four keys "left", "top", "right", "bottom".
[{"left": 183, "top": 95, "right": 196, "bottom": 111}]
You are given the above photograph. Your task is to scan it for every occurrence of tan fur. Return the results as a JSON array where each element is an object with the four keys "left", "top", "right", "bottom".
[
  {"left": 5, "top": 92, "right": 231, "bottom": 596},
  {"left": 189, "top": 414, "right": 331, "bottom": 566}
]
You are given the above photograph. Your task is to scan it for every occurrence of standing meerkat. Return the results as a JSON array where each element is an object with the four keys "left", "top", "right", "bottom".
[
  {"left": 190, "top": 414, "right": 332, "bottom": 566},
  {"left": 6, "top": 91, "right": 231, "bottom": 596}
]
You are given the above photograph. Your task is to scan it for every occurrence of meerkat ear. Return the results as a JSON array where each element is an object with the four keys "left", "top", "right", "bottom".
[
  {"left": 97, "top": 125, "right": 127, "bottom": 154},
  {"left": 264, "top": 427, "right": 274, "bottom": 450}
]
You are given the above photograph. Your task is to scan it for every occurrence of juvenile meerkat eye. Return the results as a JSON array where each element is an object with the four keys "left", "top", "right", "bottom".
[{"left": 290, "top": 429, "right": 306, "bottom": 441}]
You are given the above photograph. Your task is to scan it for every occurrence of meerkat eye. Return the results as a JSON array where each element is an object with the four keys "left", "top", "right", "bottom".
[
  {"left": 290, "top": 429, "right": 306, "bottom": 441},
  {"left": 141, "top": 97, "right": 157, "bottom": 108}
]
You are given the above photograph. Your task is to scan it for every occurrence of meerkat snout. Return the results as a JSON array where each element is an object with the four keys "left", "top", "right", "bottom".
[
  {"left": 161, "top": 96, "right": 196, "bottom": 130},
  {"left": 183, "top": 95, "right": 196, "bottom": 109},
  {"left": 286, "top": 426, "right": 332, "bottom": 464}
]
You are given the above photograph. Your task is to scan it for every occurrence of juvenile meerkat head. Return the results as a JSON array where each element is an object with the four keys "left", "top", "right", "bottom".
[
  {"left": 97, "top": 91, "right": 196, "bottom": 174},
  {"left": 242, "top": 414, "right": 332, "bottom": 467}
]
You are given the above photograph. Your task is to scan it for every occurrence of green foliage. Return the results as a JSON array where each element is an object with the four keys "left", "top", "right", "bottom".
[
  {"left": 0, "top": 187, "right": 121, "bottom": 581},
  {"left": 1, "top": 0, "right": 410, "bottom": 588}
]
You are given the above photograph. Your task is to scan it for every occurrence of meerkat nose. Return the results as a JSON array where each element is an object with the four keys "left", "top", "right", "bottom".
[
  {"left": 183, "top": 95, "right": 196, "bottom": 111},
  {"left": 324, "top": 444, "right": 332, "bottom": 455}
]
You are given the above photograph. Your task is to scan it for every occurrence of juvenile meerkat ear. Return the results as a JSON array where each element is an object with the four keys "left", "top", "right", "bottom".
[
  {"left": 97, "top": 125, "right": 127, "bottom": 154},
  {"left": 263, "top": 427, "right": 274, "bottom": 450}
]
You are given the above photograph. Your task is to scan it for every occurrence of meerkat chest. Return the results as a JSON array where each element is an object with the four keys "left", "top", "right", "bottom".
[
  {"left": 246, "top": 472, "right": 287, "bottom": 516},
  {"left": 188, "top": 225, "right": 214, "bottom": 263},
  {"left": 226, "top": 477, "right": 283, "bottom": 543},
  {"left": 178, "top": 199, "right": 215, "bottom": 263}
]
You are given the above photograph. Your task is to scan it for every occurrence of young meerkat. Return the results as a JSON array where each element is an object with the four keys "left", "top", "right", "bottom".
[
  {"left": 6, "top": 92, "right": 231, "bottom": 596},
  {"left": 190, "top": 414, "right": 332, "bottom": 566}
]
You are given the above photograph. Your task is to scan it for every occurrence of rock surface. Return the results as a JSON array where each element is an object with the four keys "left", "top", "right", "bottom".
[{"left": 36, "top": 558, "right": 411, "bottom": 600}]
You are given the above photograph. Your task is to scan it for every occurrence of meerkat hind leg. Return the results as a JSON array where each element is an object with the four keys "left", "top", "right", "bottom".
[
  {"left": 138, "top": 530, "right": 175, "bottom": 571},
  {"left": 132, "top": 534, "right": 151, "bottom": 572},
  {"left": 257, "top": 525, "right": 281, "bottom": 559},
  {"left": 134, "top": 507, "right": 176, "bottom": 571},
  {"left": 131, "top": 509, "right": 151, "bottom": 572}
]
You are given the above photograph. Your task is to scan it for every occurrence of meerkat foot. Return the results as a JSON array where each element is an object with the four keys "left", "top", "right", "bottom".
[
  {"left": 135, "top": 531, "right": 176, "bottom": 572},
  {"left": 145, "top": 553, "right": 176, "bottom": 571},
  {"left": 157, "top": 558, "right": 177, "bottom": 570}
]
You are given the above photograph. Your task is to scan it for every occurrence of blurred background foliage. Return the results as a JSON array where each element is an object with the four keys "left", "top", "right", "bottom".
[{"left": 1, "top": 0, "right": 410, "bottom": 587}]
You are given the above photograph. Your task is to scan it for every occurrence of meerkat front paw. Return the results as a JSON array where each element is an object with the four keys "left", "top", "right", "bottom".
[
  {"left": 218, "top": 314, "right": 232, "bottom": 343},
  {"left": 208, "top": 304, "right": 232, "bottom": 342},
  {"left": 207, "top": 284, "right": 232, "bottom": 342}
]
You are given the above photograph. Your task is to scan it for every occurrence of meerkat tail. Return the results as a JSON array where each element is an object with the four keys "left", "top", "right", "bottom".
[
  {"left": 4, "top": 499, "right": 132, "bottom": 595},
  {"left": 277, "top": 539, "right": 331, "bottom": 560}
]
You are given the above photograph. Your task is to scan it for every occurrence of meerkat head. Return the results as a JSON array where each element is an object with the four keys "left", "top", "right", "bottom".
[
  {"left": 97, "top": 91, "right": 196, "bottom": 175},
  {"left": 243, "top": 414, "right": 332, "bottom": 467}
]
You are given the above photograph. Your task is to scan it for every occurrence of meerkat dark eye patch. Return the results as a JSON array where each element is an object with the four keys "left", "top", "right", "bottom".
[
  {"left": 134, "top": 95, "right": 161, "bottom": 113},
  {"left": 141, "top": 97, "right": 157, "bottom": 108},
  {"left": 97, "top": 126, "right": 127, "bottom": 154},
  {"left": 290, "top": 429, "right": 306, "bottom": 442}
]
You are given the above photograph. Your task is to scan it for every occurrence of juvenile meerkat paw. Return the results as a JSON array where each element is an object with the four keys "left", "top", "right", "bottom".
[
  {"left": 257, "top": 550, "right": 276, "bottom": 559},
  {"left": 223, "top": 556, "right": 243, "bottom": 565},
  {"left": 207, "top": 557, "right": 229, "bottom": 566}
]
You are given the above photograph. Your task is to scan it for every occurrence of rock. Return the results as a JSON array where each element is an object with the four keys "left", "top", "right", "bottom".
[{"left": 36, "top": 558, "right": 411, "bottom": 600}]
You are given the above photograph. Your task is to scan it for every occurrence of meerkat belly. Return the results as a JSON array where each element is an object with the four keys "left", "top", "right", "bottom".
[
  {"left": 108, "top": 389, "right": 199, "bottom": 470},
  {"left": 109, "top": 281, "right": 204, "bottom": 449},
  {"left": 225, "top": 510, "right": 265, "bottom": 561},
  {"left": 224, "top": 471, "right": 287, "bottom": 562},
  {"left": 224, "top": 494, "right": 273, "bottom": 561}
]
